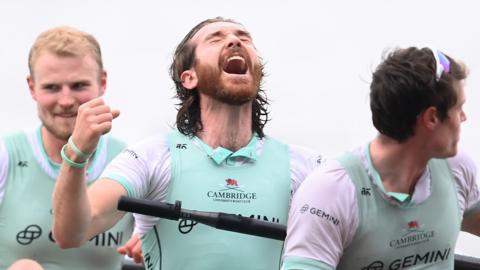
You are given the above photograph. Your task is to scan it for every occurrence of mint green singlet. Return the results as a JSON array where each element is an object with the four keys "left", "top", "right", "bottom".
[
  {"left": 141, "top": 132, "right": 292, "bottom": 270},
  {"left": 0, "top": 131, "right": 134, "bottom": 270},
  {"left": 336, "top": 153, "right": 461, "bottom": 270}
]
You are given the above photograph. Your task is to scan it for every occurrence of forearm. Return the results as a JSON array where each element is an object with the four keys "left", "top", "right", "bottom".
[
  {"left": 462, "top": 202, "right": 480, "bottom": 236},
  {"left": 52, "top": 161, "right": 93, "bottom": 248},
  {"left": 52, "top": 97, "right": 124, "bottom": 248}
]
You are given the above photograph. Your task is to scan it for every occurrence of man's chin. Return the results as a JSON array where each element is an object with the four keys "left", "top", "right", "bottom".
[
  {"left": 437, "top": 147, "right": 458, "bottom": 159},
  {"left": 43, "top": 125, "right": 73, "bottom": 141},
  {"left": 217, "top": 88, "right": 257, "bottom": 105}
]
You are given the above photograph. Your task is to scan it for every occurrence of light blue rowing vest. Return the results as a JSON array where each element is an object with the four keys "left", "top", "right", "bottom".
[
  {"left": 0, "top": 131, "right": 134, "bottom": 270},
  {"left": 141, "top": 131, "right": 291, "bottom": 270},
  {"left": 336, "top": 153, "right": 461, "bottom": 270}
]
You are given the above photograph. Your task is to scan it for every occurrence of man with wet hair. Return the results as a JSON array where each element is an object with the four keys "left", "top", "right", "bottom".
[
  {"left": 282, "top": 47, "right": 479, "bottom": 269},
  {"left": 0, "top": 26, "right": 135, "bottom": 270},
  {"left": 52, "top": 17, "right": 321, "bottom": 270}
]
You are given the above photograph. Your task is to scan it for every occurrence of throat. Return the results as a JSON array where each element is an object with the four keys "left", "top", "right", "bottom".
[
  {"left": 199, "top": 129, "right": 250, "bottom": 152},
  {"left": 40, "top": 127, "right": 66, "bottom": 163},
  {"left": 198, "top": 97, "right": 253, "bottom": 151}
]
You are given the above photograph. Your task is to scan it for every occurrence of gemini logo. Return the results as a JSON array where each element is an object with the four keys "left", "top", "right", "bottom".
[
  {"left": 305, "top": 207, "right": 339, "bottom": 226},
  {"left": 361, "top": 248, "right": 451, "bottom": 270},
  {"left": 17, "top": 225, "right": 42, "bottom": 245},
  {"left": 144, "top": 252, "right": 154, "bottom": 270},
  {"left": 361, "top": 261, "right": 383, "bottom": 270},
  {"left": 300, "top": 204, "right": 309, "bottom": 213}
]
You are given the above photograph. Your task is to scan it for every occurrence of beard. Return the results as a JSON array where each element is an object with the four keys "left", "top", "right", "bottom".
[
  {"left": 194, "top": 55, "right": 263, "bottom": 106},
  {"left": 39, "top": 112, "right": 75, "bottom": 141}
]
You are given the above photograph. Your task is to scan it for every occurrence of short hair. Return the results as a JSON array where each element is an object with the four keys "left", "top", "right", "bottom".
[
  {"left": 170, "top": 17, "right": 269, "bottom": 138},
  {"left": 28, "top": 26, "right": 103, "bottom": 79},
  {"left": 370, "top": 47, "right": 467, "bottom": 142}
]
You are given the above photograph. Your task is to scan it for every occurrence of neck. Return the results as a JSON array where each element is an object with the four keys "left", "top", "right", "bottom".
[
  {"left": 369, "top": 134, "right": 430, "bottom": 194},
  {"left": 196, "top": 95, "right": 253, "bottom": 151},
  {"left": 41, "top": 126, "right": 67, "bottom": 164}
]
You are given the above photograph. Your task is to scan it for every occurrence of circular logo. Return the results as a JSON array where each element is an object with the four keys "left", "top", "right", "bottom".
[
  {"left": 17, "top": 224, "right": 42, "bottom": 245},
  {"left": 300, "top": 204, "right": 309, "bottom": 213},
  {"left": 178, "top": 219, "right": 198, "bottom": 234}
]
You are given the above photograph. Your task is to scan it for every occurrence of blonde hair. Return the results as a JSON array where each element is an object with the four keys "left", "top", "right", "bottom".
[{"left": 28, "top": 26, "right": 103, "bottom": 78}]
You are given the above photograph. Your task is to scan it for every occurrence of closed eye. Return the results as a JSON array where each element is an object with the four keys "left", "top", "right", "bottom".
[
  {"left": 42, "top": 84, "right": 60, "bottom": 92},
  {"left": 71, "top": 81, "right": 90, "bottom": 91},
  {"left": 209, "top": 38, "right": 221, "bottom": 44}
]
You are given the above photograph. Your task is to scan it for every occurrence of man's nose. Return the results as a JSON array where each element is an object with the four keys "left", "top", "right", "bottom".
[
  {"left": 57, "top": 87, "right": 75, "bottom": 107},
  {"left": 226, "top": 34, "right": 242, "bottom": 49}
]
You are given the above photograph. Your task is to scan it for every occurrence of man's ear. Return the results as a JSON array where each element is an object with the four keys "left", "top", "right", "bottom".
[
  {"left": 99, "top": 70, "right": 107, "bottom": 96},
  {"left": 419, "top": 106, "right": 440, "bottom": 130},
  {"left": 27, "top": 75, "right": 36, "bottom": 101},
  {"left": 180, "top": 69, "right": 198, "bottom": 90}
]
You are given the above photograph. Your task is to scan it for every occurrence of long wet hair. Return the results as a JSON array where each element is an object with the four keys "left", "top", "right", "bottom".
[{"left": 169, "top": 17, "right": 269, "bottom": 138}]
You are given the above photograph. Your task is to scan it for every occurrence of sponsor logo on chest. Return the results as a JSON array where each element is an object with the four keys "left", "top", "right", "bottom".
[
  {"left": 206, "top": 178, "right": 258, "bottom": 204},
  {"left": 389, "top": 220, "right": 435, "bottom": 249}
]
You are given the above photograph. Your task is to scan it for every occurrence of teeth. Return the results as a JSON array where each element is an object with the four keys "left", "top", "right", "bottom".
[{"left": 228, "top": 55, "right": 244, "bottom": 62}]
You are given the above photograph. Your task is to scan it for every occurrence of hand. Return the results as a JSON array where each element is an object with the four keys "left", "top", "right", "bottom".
[
  {"left": 70, "top": 98, "right": 120, "bottom": 155},
  {"left": 117, "top": 233, "right": 143, "bottom": 264}
]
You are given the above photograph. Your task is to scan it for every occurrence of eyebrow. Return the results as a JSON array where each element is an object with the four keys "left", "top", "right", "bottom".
[
  {"left": 204, "top": 29, "right": 252, "bottom": 42},
  {"left": 40, "top": 79, "right": 92, "bottom": 87}
]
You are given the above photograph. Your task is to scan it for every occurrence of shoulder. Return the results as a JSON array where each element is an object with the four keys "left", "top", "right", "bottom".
[
  {"left": 121, "top": 134, "right": 170, "bottom": 161},
  {"left": 288, "top": 143, "right": 324, "bottom": 164},
  {"left": 447, "top": 150, "right": 477, "bottom": 182},
  {"left": 1, "top": 130, "right": 29, "bottom": 146},
  {"left": 285, "top": 158, "right": 359, "bottom": 267},
  {"left": 448, "top": 150, "right": 477, "bottom": 172},
  {"left": 262, "top": 135, "right": 324, "bottom": 168},
  {"left": 301, "top": 158, "right": 354, "bottom": 193},
  {"left": 263, "top": 137, "right": 324, "bottom": 191},
  {"left": 447, "top": 150, "right": 479, "bottom": 215},
  {"left": 0, "top": 130, "right": 33, "bottom": 158},
  {"left": 105, "top": 135, "right": 127, "bottom": 149}
]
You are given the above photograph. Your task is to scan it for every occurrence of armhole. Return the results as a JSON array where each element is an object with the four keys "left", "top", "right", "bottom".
[
  {"left": 106, "top": 136, "right": 127, "bottom": 161},
  {"left": 1, "top": 133, "right": 30, "bottom": 205},
  {"left": 336, "top": 153, "right": 370, "bottom": 245},
  {"left": 166, "top": 131, "right": 183, "bottom": 186},
  {"left": 434, "top": 159, "right": 461, "bottom": 218}
]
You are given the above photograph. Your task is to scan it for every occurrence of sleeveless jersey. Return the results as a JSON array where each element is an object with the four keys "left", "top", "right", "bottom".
[
  {"left": 336, "top": 153, "right": 461, "bottom": 270},
  {"left": 141, "top": 131, "right": 291, "bottom": 270},
  {"left": 0, "top": 131, "right": 134, "bottom": 270}
]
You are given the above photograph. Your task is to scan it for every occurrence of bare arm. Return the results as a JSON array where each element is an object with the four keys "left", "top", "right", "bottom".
[
  {"left": 52, "top": 98, "right": 124, "bottom": 248},
  {"left": 462, "top": 204, "right": 480, "bottom": 236}
]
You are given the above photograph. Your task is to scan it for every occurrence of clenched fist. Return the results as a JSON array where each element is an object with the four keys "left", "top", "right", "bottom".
[{"left": 70, "top": 97, "right": 120, "bottom": 156}]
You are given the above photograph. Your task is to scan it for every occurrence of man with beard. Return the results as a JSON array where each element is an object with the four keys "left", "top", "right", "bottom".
[
  {"left": 52, "top": 17, "right": 321, "bottom": 270},
  {"left": 0, "top": 26, "right": 136, "bottom": 270},
  {"left": 282, "top": 47, "right": 479, "bottom": 269}
]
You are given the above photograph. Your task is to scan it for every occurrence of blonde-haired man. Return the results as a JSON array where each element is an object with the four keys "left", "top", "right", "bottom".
[{"left": 0, "top": 26, "right": 134, "bottom": 270}]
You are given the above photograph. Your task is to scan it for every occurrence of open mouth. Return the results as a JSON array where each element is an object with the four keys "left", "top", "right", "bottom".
[{"left": 223, "top": 55, "right": 248, "bottom": 75}]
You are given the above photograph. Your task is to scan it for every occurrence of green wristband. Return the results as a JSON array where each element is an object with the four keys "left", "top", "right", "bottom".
[
  {"left": 61, "top": 144, "right": 88, "bottom": 169},
  {"left": 68, "top": 137, "right": 91, "bottom": 160}
]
